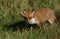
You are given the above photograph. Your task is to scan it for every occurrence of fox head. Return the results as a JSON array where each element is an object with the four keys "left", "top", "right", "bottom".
[{"left": 21, "top": 10, "right": 38, "bottom": 24}]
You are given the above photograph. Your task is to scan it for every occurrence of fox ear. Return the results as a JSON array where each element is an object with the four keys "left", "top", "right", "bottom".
[
  {"left": 32, "top": 11, "right": 35, "bottom": 15},
  {"left": 21, "top": 10, "right": 27, "bottom": 16}
]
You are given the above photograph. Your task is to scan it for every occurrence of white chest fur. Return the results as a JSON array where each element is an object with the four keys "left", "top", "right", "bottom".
[{"left": 28, "top": 18, "right": 38, "bottom": 24}]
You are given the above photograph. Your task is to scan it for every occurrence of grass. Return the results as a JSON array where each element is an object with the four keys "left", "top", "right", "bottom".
[
  {"left": 0, "top": 23, "right": 60, "bottom": 39},
  {"left": 0, "top": 0, "right": 60, "bottom": 39}
]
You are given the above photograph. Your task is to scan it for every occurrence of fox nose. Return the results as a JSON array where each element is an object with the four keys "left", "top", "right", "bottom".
[
  {"left": 26, "top": 21, "right": 30, "bottom": 24},
  {"left": 28, "top": 22, "right": 30, "bottom": 24},
  {"left": 27, "top": 21, "right": 31, "bottom": 24},
  {"left": 27, "top": 22, "right": 29, "bottom": 24},
  {"left": 27, "top": 20, "right": 30, "bottom": 23}
]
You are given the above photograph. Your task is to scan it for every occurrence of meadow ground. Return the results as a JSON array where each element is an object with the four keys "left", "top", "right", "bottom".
[
  {"left": 0, "top": 21, "right": 60, "bottom": 39},
  {"left": 0, "top": 0, "right": 60, "bottom": 39}
]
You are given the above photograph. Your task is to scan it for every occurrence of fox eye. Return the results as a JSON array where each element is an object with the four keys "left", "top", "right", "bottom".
[{"left": 29, "top": 17, "right": 32, "bottom": 19}]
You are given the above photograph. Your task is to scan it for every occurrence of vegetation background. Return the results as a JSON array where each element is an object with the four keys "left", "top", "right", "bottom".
[{"left": 0, "top": 0, "right": 60, "bottom": 39}]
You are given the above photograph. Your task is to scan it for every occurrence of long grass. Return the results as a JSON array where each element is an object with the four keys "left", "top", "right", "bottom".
[
  {"left": 0, "top": 0, "right": 60, "bottom": 39},
  {"left": 0, "top": 23, "right": 60, "bottom": 39}
]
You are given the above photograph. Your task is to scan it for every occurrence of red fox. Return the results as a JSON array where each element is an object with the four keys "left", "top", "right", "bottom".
[{"left": 21, "top": 8, "right": 56, "bottom": 26}]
